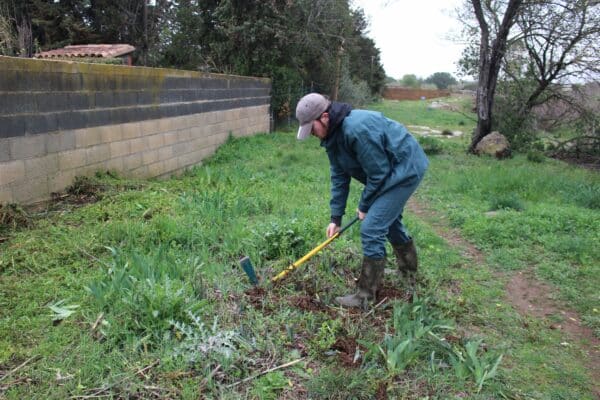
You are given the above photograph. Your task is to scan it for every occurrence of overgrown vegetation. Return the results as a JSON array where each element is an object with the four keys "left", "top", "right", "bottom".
[
  {"left": 0, "top": 98, "right": 598, "bottom": 398},
  {"left": 457, "top": 0, "right": 599, "bottom": 152},
  {"left": 418, "top": 136, "right": 444, "bottom": 155},
  {"left": 1, "top": 0, "right": 386, "bottom": 122}
]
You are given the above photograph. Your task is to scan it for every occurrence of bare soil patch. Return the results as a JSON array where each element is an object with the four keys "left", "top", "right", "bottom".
[
  {"left": 331, "top": 336, "right": 364, "bottom": 368},
  {"left": 288, "top": 295, "right": 341, "bottom": 319},
  {"left": 407, "top": 199, "right": 485, "bottom": 265},
  {"left": 506, "top": 271, "right": 600, "bottom": 377},
  {"left": 289, "top": 295, "right": 327, "bottom": 312},
  {"left": 407, "top": 198, "right": 600, "bottom": 393},
  {"left": 286, "top": 335, "right": 309, "bottom": 357},
  {"left": 244, "top": 287, "right": 275, "bottom": 314},
  {"left": 377, "top": 285, "right": 412, "bottom": 302},
  {"left": 375, "top": 381, "right": 388, "bottom": 400}
]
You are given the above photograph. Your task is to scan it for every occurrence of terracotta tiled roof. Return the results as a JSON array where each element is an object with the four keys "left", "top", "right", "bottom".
[{"left": 35, "top": 44, "right": 135, "bottom": 58}]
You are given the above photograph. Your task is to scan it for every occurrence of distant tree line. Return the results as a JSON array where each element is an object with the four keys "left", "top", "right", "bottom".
[
  {"left": 391, "top": 72, "right": 458, "bottom": 90},
  {"left": 0, "top": 0, "right": 386, "bottom": 123}
]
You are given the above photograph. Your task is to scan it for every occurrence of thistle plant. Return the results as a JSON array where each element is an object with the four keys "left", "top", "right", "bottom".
[{"left": 171, "top": 311, "right": 240, "bottom": 366}]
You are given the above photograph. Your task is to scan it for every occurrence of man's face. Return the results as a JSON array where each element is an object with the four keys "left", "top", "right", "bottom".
[{"left": 311, "top": 112, "right": 329, "bottom": 140}]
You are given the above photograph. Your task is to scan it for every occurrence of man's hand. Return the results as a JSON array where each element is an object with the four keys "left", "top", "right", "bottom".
[
  {"left": 326, "top": 223, "right": 340, "bottom": 238},
  {"left": 357, "top": 209, "right": 366, "bottom": 220}
]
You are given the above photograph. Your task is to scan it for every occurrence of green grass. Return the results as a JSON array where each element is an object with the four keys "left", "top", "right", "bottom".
[
  {"left": 418, "top": 151, "right": 600, "bottom": 329},
  {"left": 370, "top": 94, "right": 475, "bottom": 133},
  {"left": 0, "top": 98, "right": 598, "bottom": 398}
]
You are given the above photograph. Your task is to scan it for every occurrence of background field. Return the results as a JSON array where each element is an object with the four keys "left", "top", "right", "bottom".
[{"left": 1, "top": 97, "right": 598, "bottom": 399}]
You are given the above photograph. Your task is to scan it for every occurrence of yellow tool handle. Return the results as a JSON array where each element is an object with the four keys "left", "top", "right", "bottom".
[{"left": 271, "top": 232, "right": 340, "bottom": 283}]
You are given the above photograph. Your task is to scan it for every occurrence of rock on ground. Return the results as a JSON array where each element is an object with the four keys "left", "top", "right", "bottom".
[{"left": 475, "top": 131, "right": 511, "bottom": 159}]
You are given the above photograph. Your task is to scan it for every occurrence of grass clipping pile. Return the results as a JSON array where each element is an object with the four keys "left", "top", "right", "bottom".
[
  {"left": 0, "top": 204, "right": 32, "bottom": 233},
  {"left": 61, "top": 175, "right": 107, "bottom": 204}
]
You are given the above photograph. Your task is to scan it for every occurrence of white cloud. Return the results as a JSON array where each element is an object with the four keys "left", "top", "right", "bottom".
[{"left": 352, "top": 0, "right": 466, "bottom": 80}]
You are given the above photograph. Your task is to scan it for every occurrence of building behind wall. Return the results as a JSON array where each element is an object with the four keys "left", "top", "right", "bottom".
[{"left": 35, "top": 44, "right": 136, "bottom": 66}]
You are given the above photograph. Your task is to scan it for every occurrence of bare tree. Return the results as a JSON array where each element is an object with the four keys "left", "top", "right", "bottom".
[
  {"left": 16, "top": 16, "right": 32, "bottom": 57},
  {"left": 514, "top": 0, "right": 600, "bottom": 113},
  {"left": 469, "top": 0, "right": 524, "bottom": 153},
  {"left": 461, "top": 0, "right": 600, "bottom": 152},
  {"left": 0, "top": 7, "right": 16, "bottom": 56}
]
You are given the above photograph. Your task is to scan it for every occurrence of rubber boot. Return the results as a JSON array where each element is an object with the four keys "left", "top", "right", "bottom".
[
  {"left": 335, "top": 257, "right": 385, "bottom": 309},
  {"left": 391, "top": 240, "right": 418, "bottom": 288}
]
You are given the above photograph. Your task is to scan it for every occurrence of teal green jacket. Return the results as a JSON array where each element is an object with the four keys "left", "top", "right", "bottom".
[{"left": 322, "top": 108, "right": 429, "bottom": 220}]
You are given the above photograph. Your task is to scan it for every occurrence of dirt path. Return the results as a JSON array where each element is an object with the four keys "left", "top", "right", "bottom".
[{"left": 407, "top": 198, "right": 600, "bottom": 395}]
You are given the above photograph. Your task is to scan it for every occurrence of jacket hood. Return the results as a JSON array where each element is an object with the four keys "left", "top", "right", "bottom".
[{"left": 321, "top": 101, "right": 352, "bottom": 148}]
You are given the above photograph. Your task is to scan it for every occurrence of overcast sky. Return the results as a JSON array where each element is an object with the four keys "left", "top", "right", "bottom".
[{"left": 351, "top": 0, "right": 466, "bottom": 80}]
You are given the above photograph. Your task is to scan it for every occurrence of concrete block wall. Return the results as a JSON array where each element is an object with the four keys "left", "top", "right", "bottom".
[{"left": 0, "top": 56, "right": 271, "bottom": 205}]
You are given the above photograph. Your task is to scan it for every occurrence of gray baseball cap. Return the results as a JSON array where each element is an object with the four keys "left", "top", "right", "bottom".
[{"left": 295, "top": 93, "right": 330, "bottom": 140}]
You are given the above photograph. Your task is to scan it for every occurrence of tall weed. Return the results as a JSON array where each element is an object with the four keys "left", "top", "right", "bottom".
[
  {"left": 570, "top": 182, "right": 600, "bottom": 210},
  {"left": 447, "top": 339, "right": 503, "bottom": 392},
  {"left": 368, "top": 295, "right": 504, "bottom": 392},
  {"left": 85, "top": 246, "right": 203, "bottom": 346},
  {"left": 376, "top": 297, "right": 453, "bottom": 374}
]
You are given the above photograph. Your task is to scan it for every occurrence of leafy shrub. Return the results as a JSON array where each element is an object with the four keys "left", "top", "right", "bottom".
[
  {"left": 250, "top": 371, "right": 289, "bottom": 400},
  {"left": 271, "top": 66, "right": 304, "bottom": 122},
  {"left": 418, "top": 136, "right": 444, "bottom": 155},
  {"left": 488, "top": 194, "right": 524, "bottom": 211},
  {"left": 309, "top": 319, "right": 343, "bottom": 355},
  {"left": 531, "top": 141, "right": 545, "bottom": 151},
  {"left": 550, "top": 235, "right": 591, "bottom": 264},
  {"left": 571, "top": 183, "right": 600, "bottom": 210},
  {"left": 255, "top": 219, "right": 307, "bottom": 260},
  {"left": 526, "top": 150, "right": 545, "bottom": 163},
  {"left": 338, "top": 66, "right": 372, "bottom": 107},
  {"left": 493, "top": 79, "right": 539, "bottom": 150},
  {"left": 425, "top": 72, "right": 457, "bottom": 90},
  {"left": 545, "top": 142, "right": 557, "bottom": 151}
]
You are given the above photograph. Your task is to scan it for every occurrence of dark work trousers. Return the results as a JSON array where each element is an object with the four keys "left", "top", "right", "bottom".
[{"left": 359, "top": 175, "right": 424, "bottom": 259}]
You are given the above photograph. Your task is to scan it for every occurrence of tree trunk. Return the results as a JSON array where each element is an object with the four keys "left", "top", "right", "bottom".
[
  {"left": 142, "top": 0, "right": 148, "bottom": 66},
  {"left": 332, "top": 40, "right": 344, "bottom": 101},
  {"left": 468, "top": 0, "right": 524, "bottom": 153}
]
